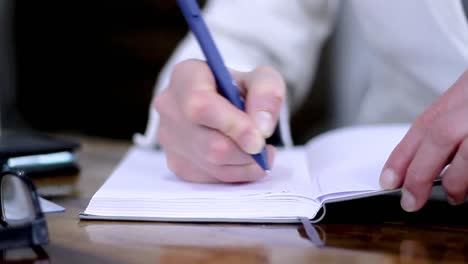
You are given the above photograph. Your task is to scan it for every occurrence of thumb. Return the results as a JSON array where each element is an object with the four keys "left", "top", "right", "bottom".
[{"left": 234, "top": 66, "right": 286, "bottom": 138}]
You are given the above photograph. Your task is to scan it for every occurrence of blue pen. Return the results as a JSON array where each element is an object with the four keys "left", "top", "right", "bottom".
[{"left": 177, "top": 0, "right": 269, "bottom": 171}]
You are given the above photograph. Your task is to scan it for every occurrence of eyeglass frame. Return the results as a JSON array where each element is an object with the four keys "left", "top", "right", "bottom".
[{"left": 0, "top": 170, "right": 49, "bottom": 250}]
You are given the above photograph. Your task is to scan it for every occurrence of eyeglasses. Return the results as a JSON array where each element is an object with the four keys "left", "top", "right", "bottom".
[{"left": 0, "top": 170, "right": 49, "bottom": 250}]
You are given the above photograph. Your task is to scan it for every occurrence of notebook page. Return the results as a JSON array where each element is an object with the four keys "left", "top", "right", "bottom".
[
  {"left": 90, "top": 147, "right": 313, "bottom": 199},
  {"left": 83, "top": 146, "right": 320, "bottom": 220},
  {"left": 305, "top": 124, "right": 410, "bottom": 199}
]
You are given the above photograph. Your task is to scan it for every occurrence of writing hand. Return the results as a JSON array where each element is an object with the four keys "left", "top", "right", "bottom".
[{"left": 154, "top": 59, "right": 285, "bottom": 183}]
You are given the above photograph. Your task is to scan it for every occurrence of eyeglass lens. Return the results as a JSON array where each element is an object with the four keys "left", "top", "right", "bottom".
[{"left": 1, "top": 174, "right": 35, "bottom": 225}]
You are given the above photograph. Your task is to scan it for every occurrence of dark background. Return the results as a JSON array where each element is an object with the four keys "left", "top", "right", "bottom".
[
  {"left": 14, "top": 1, "right": 188, "bottom": 138},
  {"left": 12, "top": 0, "right": 330, "bottom": 143}
]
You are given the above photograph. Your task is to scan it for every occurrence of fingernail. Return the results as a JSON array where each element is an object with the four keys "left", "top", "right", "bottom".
[
  {"left": 401, "top": 189, "right": 417, "bottom": 212},
  {"left": 255, "top": 111, "right": 274, "bottom": 137},
  {"left": 447, "top": 196, "right": 458, "bottom": 206},
  {"left": 380, "top": 168, "right": 399, "bottom": 189},
  {"left": 242, "top": 129, "right": 265, "bottom": 154}
]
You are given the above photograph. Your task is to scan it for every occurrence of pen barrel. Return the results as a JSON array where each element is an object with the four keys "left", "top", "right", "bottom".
[
  {"left": 178, "top": 0, "right": 268, "bottom": 170},
  {"left": 177, "top": 0, "right": 245, "bottom": 111}
]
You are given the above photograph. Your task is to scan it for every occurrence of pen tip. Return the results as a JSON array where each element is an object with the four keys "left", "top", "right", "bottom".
[{"left": 252, "top": 150, "right": 269, "bottom": 171}]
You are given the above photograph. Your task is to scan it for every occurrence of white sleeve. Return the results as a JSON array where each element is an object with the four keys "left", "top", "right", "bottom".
[{"left": 134, "top": 0, "right": 338, "bottom": 148}]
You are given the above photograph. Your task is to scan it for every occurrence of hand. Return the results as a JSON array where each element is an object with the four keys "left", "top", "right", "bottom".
[
  {"left": 380, "top": 70, "right": 468, "bottom": 211},
  {"left": 154, "top": 59, "right": 285, "bottom": 183}
]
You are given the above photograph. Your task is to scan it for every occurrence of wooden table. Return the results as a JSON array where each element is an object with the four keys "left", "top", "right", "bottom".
[{"left": 3, "top": 137, "right": 467, "bottom": 263}]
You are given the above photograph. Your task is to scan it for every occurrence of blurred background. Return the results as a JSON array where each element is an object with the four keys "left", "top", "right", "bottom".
[
  {"left": 8, "top": 1, "right": 190, "bottom": 139},
  {"left": 1, "top": 0, "right": 333, "bottom": 143}
]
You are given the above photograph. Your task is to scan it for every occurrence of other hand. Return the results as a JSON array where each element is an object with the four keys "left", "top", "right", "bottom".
[{"left": 381, "top": 70, "right": 468, "bottom": 211}]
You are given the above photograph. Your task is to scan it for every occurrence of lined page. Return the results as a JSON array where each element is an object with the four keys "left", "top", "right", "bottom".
[
  {"left": 91, "top": 147, "right": 313, "bottom": 199},
  {"left": 83, "top": 146, "right": 320, "bottom": 220}
]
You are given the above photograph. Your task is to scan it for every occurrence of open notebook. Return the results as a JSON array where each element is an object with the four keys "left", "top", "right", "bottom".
[{"left": 81, "top": 124, "right": 412, "bottom": 223}]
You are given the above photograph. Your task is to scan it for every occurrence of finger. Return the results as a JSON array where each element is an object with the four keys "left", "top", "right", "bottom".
[
  {"left": 171, "top": 59, "right": 217, "bottom": 96},
  {"left": 154, "top": 89, "right": 184, "bottom": 127},
  {"left": 156, "top": 90, "right": 255, "bottom": 165},
  {"left": 234, "top": 66, "right": 286, "bottom": 137},
  {"left": 206, "top": 145, "right": 276, "bottom": 183},
  {"left": 379, "top": 125, "right": 425, "bottom": 190},
  {"left": 173, "top": 59, "right": 266, "bottom": 154},
  {"left": 195, "top": 126, "right": 259, "bottom": 165},
  {"left": 159, "top": 118, "right": 255, "bottom": 166},
  {"left": 165, "top": 151, "right": 218, "bottom": 183},
  {"left": 184, "top": 90, "right": 265, "bottom": 155},
  {"left": 159, "top": 109, "right": 273, "bottom": 167},
  {"left": 156, "top": 106, "right": 191, "bottom": 154},
  {"left": 442, "top": 138, "right": 468, "bottom": 205},
  {"left": 401, "top": 105, "right": 468, "bottom": 212},
  {"left": 381, "top": 70, "right": 468, "bottom": 190}
]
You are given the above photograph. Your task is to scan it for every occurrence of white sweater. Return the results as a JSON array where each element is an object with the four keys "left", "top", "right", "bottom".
[{"left": 135, "top": 0, "right": 468, "bottom": 148}]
